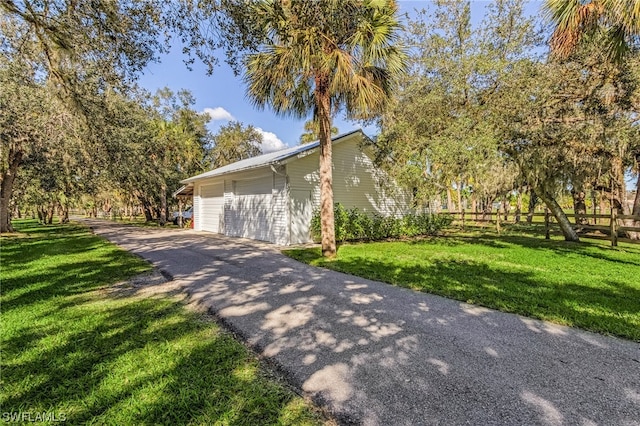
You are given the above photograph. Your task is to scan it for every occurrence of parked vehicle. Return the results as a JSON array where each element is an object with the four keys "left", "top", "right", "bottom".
[{"left": 172, "top": 207, "right": 192, "bottom": 225}]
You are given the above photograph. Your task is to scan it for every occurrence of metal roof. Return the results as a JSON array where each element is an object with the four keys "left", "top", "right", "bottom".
[
  {"left": 181, "top": 129, "right": 364, "bottom": 184},
  {"left": 172, "top": 184, "right": 193, "bottom": 198}
]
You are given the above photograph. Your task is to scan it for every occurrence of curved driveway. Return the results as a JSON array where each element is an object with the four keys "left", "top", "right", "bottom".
[{"left": 84, "top": 219, "right": 640, "bottom": 426}]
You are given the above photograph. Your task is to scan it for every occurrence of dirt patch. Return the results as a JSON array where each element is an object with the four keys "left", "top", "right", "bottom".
[{"left": 103, "top": 270, "right": 186, "bottom": 299}]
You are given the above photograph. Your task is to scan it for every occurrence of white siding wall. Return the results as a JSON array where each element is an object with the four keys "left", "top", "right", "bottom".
[
  {"left": 287, "top": 134, "right": 408, "bottom": 243},
  {"left": 223, "top": 179, "right": 234, "bottom": 232},
  {"left": 271, "top": 171, "right": 289, "bottom": 245},
  {"left": 193, "top": 186, "right": 202, "bottom": 231}
]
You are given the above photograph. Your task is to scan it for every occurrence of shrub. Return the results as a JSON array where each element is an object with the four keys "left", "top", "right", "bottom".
[{"left": 310, "top": 205, "right": 451, "bottom": 242}]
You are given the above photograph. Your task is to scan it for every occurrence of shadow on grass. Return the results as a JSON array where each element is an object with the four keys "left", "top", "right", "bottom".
[
  {"left": 2, "top": 255, "right": 150, "bottom": 313},
  {"left": 285, "top": 246, "right": 640, "bottom": 341},
  {"left": 407, "top": 233, "right": 640, "bottom": 267},
  {"left": 3, "top": 297, "right": 310, "bottom": 425},
  {"left": 2, "top": 220, "right": 319, "bottom": 425}
]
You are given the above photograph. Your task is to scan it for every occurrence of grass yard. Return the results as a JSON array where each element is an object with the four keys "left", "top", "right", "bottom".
[
  {"left": 1, "top": 220, "right": 324, "bottom": 425},
  {"left": 285, "top": 233, "right": 640, "bottom": 341}
]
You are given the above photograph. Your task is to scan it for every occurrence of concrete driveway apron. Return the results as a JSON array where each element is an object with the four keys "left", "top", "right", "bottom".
[{"left": 84, "top": 219, "right": 640, "bottom": 426}]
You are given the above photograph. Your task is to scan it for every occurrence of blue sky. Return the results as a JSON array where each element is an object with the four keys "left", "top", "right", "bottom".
[{"left": 138, "top": 1, "right": 545, "bottom": 153}]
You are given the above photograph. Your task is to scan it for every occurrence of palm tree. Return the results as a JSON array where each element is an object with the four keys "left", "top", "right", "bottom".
[
  {"left": 545, "top": 0, "right": 640, "bottom": 61},
  {"left": 244, "top": 0, "right": 406, "bottom": 257},
  {"left": 299, "top": 120, "right": 338, "bottom": 145}
]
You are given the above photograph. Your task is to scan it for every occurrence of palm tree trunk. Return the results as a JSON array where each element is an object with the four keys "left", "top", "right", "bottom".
[
  {"left": 537, "top": 189, "right": 580, "bottom": 242},
  {"left": 316, "top": 75, "right": 336, "bottom": 258}
]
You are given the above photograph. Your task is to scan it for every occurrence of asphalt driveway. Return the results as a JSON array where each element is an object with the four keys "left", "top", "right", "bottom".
[{"left": 84, "top": 219, "right": 640, "bottom": 426}]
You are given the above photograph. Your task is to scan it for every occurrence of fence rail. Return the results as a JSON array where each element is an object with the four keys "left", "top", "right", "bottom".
[{"left": 447, "top": 209, "right": 640, "bottom": 246}]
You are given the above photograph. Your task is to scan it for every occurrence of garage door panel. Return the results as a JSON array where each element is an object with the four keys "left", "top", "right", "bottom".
[
  {"left": 228, "top": 178, "right": 274, "bottom": 241},
  {"left": 200, "top": 183, "right": 224, "bottom": 233}
]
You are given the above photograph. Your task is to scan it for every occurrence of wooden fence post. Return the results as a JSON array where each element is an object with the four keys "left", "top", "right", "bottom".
[
  {"left": 544, "top": 208, "right": 550, "bottom": 240},
  {"left": 461, "top": 209, "right": 465, "bottom": 231},
  {"left": 610, "top": 208, "right": 618, "bottom": 247},
  {"left": 496, "top": 207, "right": 501, "bottom": 234}
]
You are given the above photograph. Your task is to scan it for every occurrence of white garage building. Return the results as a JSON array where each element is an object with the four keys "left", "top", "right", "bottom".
[{"left": 177, "top": 130, "right": 407, "bottom": 245}]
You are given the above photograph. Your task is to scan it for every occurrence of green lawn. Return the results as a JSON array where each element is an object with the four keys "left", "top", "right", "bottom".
[
  {"left": 284, "top": 233, "right": 640, "bottom": 341},
  {"left": 1, "top": 220, "right": 323, "bottom": 425}
]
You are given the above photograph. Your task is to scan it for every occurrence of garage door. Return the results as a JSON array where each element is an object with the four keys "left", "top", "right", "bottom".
[
  {"left": 200, "top": 183, "right": 224, "bottom": 233},
  {"left": 229, "top": 178, "right": 273, "bottom": 241}
]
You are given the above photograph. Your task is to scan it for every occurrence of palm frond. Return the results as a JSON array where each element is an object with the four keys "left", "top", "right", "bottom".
[
  {"left": 545, "top": 0, "right": 639, "bottom": 61},
  {"left": 243, "top": 0, "right": 406, "bottom": 120}
]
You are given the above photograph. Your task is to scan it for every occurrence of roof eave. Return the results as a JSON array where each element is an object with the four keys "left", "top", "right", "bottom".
[{"left": 180, "top": 162, "right": 273, "bottom": 184}]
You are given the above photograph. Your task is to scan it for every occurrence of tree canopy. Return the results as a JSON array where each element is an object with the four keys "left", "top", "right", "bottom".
[{"left": 208, "top": 121, "right": 263, "bottom": 168}]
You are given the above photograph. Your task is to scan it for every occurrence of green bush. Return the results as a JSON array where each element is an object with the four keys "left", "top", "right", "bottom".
[{"left": 310, "top": 204, "right": 452, "bottom": 242}]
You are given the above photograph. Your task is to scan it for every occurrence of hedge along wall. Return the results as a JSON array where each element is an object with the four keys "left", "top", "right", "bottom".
[{"left": 310, "top": 204, "right": 453, "bottom": 242}]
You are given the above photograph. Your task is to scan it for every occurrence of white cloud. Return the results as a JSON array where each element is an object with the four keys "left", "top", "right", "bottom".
[
  {"left": 203, "top": 107, "right": 235, "bottom": 121},
  {"left": 256, "top": 128, "right": 287, "bottom": 153}
]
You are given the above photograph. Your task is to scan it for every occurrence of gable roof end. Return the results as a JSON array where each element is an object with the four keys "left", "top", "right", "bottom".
[{"left": 181, "top": 129, "right": 366, "bottom": 184}]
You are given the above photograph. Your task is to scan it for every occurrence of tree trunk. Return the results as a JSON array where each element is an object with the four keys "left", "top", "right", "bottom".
[
  {"left": 627, "top": 153, "right": 640, "bottom": 239},
  {"left": 526, "top": 188, "right": 538, "bottom": 224},
  {"left": 446, "top": 187, "right": 454, "bottom": 212},
  {"left": 482, "top": 197, "right": 494, "bottom": 222},
  {"left": 46, "top": 203, "right": 55, "bottom": 225},
  {"left": 591, "top": 189, "right": 597, "bottom": 225},
  {"left": 633, "top": 154, "right": 640, "bottom": 217},
  {"left": 608, "top": 157, "right": 629, "bottom": 215},
  {"left": 502, "top": 196, "right": 509, "bottom": 221},
  {"left": 177, "top": 198, "right": 183, "bottom": 228},
  {"left": 571, "top": 186, "right": 588, "bottom": 225},
  {"left": 60, "top": 203, "right": 70, "bottom": 224},
  {"left": 0, "top": 148, "right": 23, "bottom": 233},
  {"left": 599, "top": 167, "right": 637, "bottom": 238},
  {"left": 456, "top": 179, "right": 463, "bottom": 212},
  {"left": 106, "top": 200, "right": 114, "bottom": 219},
  {"left": 537, "top": 189, "right": 580, "bottom": 242},
  {"left": 471, "top": 195, "right": 477, "bottom": 221},
  {"left": 159, "top": 182, "right": 167, "bottom": 226},
  {"left": 316, "top": 74, "right": 336, "bottom": 258},
  {"left": 141, "top": 197, "right": 153, "bottom": 222},
  {"left": 515, "top": 190, "right": 523, "bottom": 223}
]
